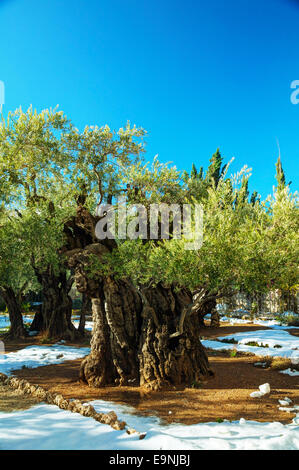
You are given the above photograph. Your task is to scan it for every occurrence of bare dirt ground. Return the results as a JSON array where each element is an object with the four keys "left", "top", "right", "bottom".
[
  {"left": 0, "top": 383, "right": 40, "bottom": 412},
  {"left": 2, "top": 321, "right": 297, "bottom": 425}
]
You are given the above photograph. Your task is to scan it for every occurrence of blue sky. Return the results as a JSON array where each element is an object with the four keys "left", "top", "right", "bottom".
[{"left": 0, "top": 0, "right": 298, "bottom": 198}]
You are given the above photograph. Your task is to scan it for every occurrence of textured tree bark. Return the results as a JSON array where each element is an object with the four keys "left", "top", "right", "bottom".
[
  {"left": 79, "top": 292, "right": 118, "bottom": 386},
  {"left": 73, "top": 255, "right": 213, "bottom": 390},
  {"left": 0, "top": 286, "right": 27, "bottom": 339},
  {"left": 77, "top": 294, "right": 91, "bottom": 335},
  {"left": 31, "top": 268, "right": 79, "bottom": 340},
  {"left": 210, "top": 307, "right": 220, "bottom": 327},
  {"left": 64, "top": 207, "right": 213, "bottom": 390},
  {"left": 79, "top": 277, "right": 142, "bottom": 387},
  {"left": 197, "top": 296, "right": 217, "bottom": 326},
  {"left": 138, "top": 284, "right": 213, "bottom": 390},
  {"left": 29, "top": 306, "right": 44, "bottom": 332}
]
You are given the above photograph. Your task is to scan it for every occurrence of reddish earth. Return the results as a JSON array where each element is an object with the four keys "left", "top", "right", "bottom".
[{"left": 3, "top": 321, "right": 298, "bottom": 425}]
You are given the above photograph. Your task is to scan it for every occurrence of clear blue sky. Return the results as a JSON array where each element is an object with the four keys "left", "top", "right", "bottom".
[{"left": 0, "top": 0, "right": 299, "bottom": 198}]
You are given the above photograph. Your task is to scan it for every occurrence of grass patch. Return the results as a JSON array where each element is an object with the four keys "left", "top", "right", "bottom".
[
  {"left": 244, "top": 341, "right": 269, "bottom": 348},
  {"left": 253, "top": 356, "right": 299, "bottom": 372},
  {"left": 218, "top": 338, "right": 238, "bottom": 345},
  {"left": 190, "top": 381, "right": 203, "bottom": 389},
  {"left": 274, "top": 313, "right": 299, "bottom": 327},
  {"left": 269, "top": 357, "right": 299, "bottom": 371}
]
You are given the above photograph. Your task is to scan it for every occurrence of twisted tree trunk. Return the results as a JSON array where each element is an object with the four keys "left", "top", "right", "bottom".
[
  {"left": 64, "top": 207, "right": 213, "bottom": 390},
  {"left": 73, "top": 257, "right": 213, "bottom": 390},
  {"left": 138, "top": 284, "right": 212, "bottom": 390},
  {"left": 79, "top": 277, "right": 142, "bottom": 386},
  {"left": 197, "top": 296, "right": 217, "bottom": 326},
  {"left": 30, "top": 267, "right": 79, "bottom": 340},
  {"left": 210, "top": 307, "right": 220, "bottom": 327},
  {"left": 0, "top": 286, "right": 27, "bottom": 339}
]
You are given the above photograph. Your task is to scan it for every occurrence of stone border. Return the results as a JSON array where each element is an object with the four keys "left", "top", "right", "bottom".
[{"left": 0, "top": 373, "right": 146, "bottom": 439}]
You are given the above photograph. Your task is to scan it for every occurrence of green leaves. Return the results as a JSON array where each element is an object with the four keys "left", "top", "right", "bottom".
[{"left": 0, "top": 106, "right": 297, "bottom": 304}]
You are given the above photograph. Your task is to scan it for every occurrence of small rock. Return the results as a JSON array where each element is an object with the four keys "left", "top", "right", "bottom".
[
  {"left": 112, "top": 420, "right": 126, "bottom": 431},
  {"left": 259, "top": 383, "right": 270, "bottom": 395},
  {"left": 126, "top": 428, "right": 137, "bottom": 435}
]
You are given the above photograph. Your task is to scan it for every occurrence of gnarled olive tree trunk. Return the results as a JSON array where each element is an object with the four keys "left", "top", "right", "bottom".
[
  {"left": 79, "top": 278, "right": 142, "bottom": 386},
  {"left": 0, "top": 286, "right": 27, "bottom": 339},
  {"left": 30, "top": 267, "right": 78, "bottom": 340},
  {"left": 210, "top": 307, "right": 220, "bottom": 327},
  {"left": 137, "top": 284, "right": 212, "bottom": 390},
  {"left": 196, "top": 296, "right": 217, "bottom": 327},
  {"left": 68, "top": 245, "right": 213, "bottom": 390}
]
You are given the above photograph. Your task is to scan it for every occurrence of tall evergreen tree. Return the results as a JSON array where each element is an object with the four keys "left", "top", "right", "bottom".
[
  {"left": 206, "top": 148, "right": 225, "bottom": 187},
  {"left": 190, "top": 163, "right": 198, "bottom": 179},
  {"left": 236, "top": 176, "right": 250, "bottom": 206},
  {"left": 275, "top": 155, "right": 286, "bottom": 190},
  {"left": 250, "top": 190, "right": 259, "bottom": 205}
]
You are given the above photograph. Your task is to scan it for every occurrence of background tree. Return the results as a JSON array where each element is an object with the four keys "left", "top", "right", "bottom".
[
  {"left": 0, "top": 211, "right": 38, "bottom": 338},
  {"left": 1, "top": 107, "right": 297, "bottom": 390},
  {"left": 0, "top": 108, "right": 79, "bottom": 339}
]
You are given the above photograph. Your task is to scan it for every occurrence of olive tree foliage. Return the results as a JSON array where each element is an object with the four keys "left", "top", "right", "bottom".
[
  {"left": 0, "top": 107, "right": 74, "bottom": 278},
  {"left": 263, "top": 186, "right": 299, "bottom": 294},
  {"left": 0, "top": 210, "right": 38, "bottom": 337},
  {"left": 63, "top": 120, "right": 146, "bottom": 209},
  {"left": 0, "top": 107, "right": 148, "bottom": 340},
  {"left": 0, "top": 106, "right": 297, "bottom": 382},
  {"left": 96, "top": 165, "right": 265, "bottom": 293},
  {"left": 241, "top": 158, "right": 299, "bottom": 311},
  {"left": 93, "top": 154, "right": 298, "bottom": 326},
  {"left": 0, "top": 108, "right": 76, "bottom": 338}
]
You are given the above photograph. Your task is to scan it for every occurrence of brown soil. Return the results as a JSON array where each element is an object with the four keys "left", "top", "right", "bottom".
[
  {"left": 1, "top": 335, "right": 91, "bottom": 354},
  {"left": 289, "top": 329, "right": 299, "bottom": 338},
  {"left": 5, "top": 322, "right": 298, "bottom": 426},
  {"left": 0, "top": 384, "right": 40, "bottom": 412},
  {"left": 200, "top": 322, "right": 271, "bottom": 340}
]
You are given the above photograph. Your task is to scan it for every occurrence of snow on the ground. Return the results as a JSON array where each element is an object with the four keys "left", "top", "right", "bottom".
[
  {"left": 71, "top": 320, "right": 93, "bottom": 331},
  {"left": 1, "top": 312, "right": 299, "bottom": 450},
  {"left": 0, "top": 344, "right": 90, "bottom": 375},
  {"left": 0, "top": 314, "right": 33, "bottom": 331},
  {"left": 254, "top": 321, "right": 299, "bottom": 330},
  {"left": 220, "top": 315, "right": 299, "bottom": 329},
  {"left": 202, "top": 328, "right": 299, "bottom": 363},
  {"left": 280, "top": 369, "right": 299, "bottom": 377},
  {"left": 0, "top": 400, "right": 299, "bottom": 450},
  {"left": 0, "top": 313, "right": 94, "bottom": 332}
]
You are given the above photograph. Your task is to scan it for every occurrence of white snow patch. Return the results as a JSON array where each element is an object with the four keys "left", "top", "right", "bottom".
[
  {"left": 72, "top": 320, "right": 94, "bottom": 331},
  {"left": 280, "top": 368, "right": 299, "bottom": 377},
  {"left": 202, "top": 328, "right": 299, "bottom": 362},
  {"left": 0, "top": 344, "right": 90, "bottom": 376},
  {"left": 279, "top": 398, "right": 293, "bottom": 406},
  {"left": 250, "top": 383, "right": 270, "bottom": 398},
  {"left": 0, "top": 401, "right": 299, "bottom": 450}
]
